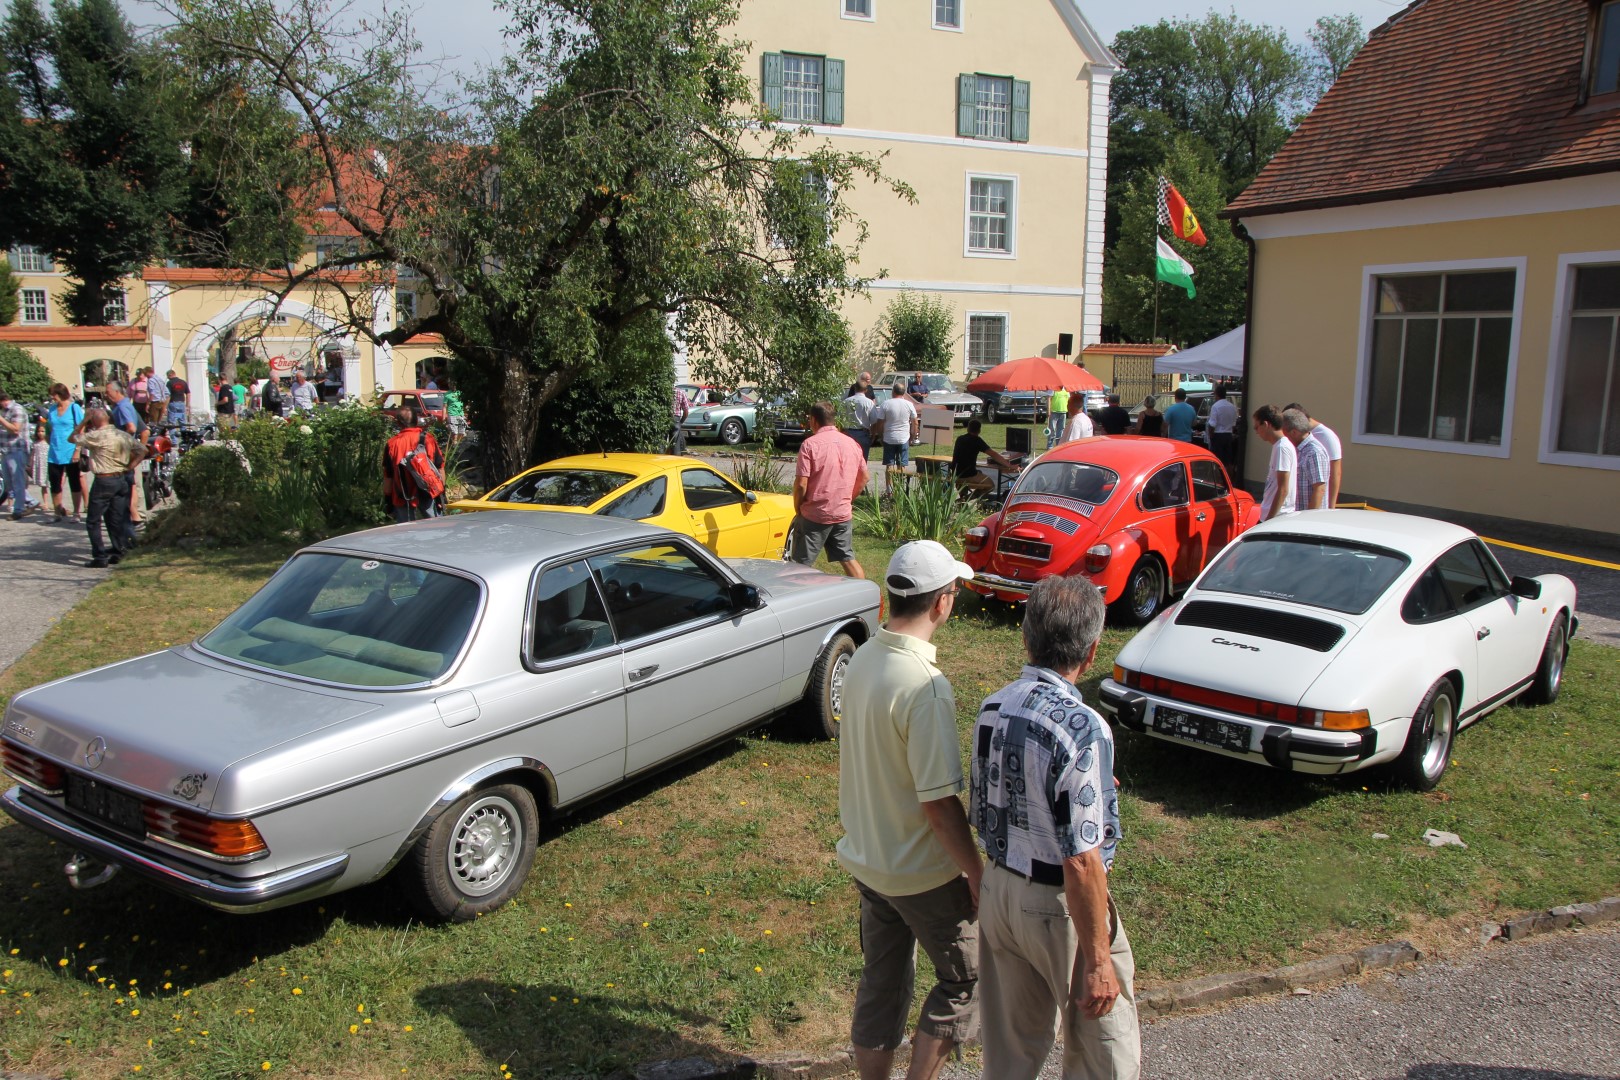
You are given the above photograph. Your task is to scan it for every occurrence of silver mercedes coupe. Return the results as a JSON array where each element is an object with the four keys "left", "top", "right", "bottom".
[{"left": 2, "top": 512, "right": 879, "bottom": 920}]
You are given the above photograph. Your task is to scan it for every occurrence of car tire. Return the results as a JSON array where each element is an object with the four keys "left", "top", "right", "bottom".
[
  {"left": 401, "top": 782, "right": 540, "bottom": 922},
  {"left": 800, "top": 631, "right": 857, "bottom": 740},
  {"left": 720, "top": 418, "right": 746, "bottom": 446},
  {"left": 142, "top": 469, "right": 157, "bottom": 511},
  {"left": 1521, "top": 613, "right": 1568, "bottom": 706},
  {"left": 1394, "top": 677, "right": 1457, "bottom": 791},
  {"left": 1110, "top": 558, "right": 1165, "bottom": 626}
]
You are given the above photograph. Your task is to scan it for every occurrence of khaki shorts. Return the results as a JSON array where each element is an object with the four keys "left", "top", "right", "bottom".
[
  {"left": 851, "top": 875, "right": 979, "bottom": 1050},
  {"left": 789, "top": 516, "right": 855, "bottom": 565}
]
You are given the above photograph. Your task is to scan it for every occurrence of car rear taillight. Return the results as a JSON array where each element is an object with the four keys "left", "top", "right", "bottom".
[
  {"left": 144, "top": 805, "right": 268, "bottom": 862},
  {"left": 964, "top": 527, "right": 989, "bottom": 553},
  {"left": 1111, "top": 669, "right": 1368, "bottom": 730},
  {"left": 2, "top": 744, "right": 67, "bottom": 795},
  {"left": 1085, "top": 543, "right": 1112, "bottom": 574}
]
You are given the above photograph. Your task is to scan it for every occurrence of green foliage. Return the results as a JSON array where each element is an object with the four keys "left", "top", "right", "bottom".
[
  {"left": 0, "top": 0, "right": 190, "bottom": 323},
  {"left": 169, "top": 443, "right": 254, "bottom": 523},
  {"left": 0, "top": 257, "right": 18, "bottom": 325},
  {"left": 727, "top": 444, "right": 792, "bottom": 495},
  {"left": 1305, "top": 15, "right": 1366, "bottom": 101},
  {"left": 0, "top": 341, "right": 51, "bottom": 401},
  {"left": 876, "top": 291, "right": 955, "bottom": 374},
  {"left": 852, "top": 478, "right": 982, "bottom": 546},
  {"left": 532, "top": 313, "right": 677, "bottom": 461}
]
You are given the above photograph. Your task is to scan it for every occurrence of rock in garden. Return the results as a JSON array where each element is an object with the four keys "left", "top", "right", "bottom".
[{"left": 1422, "top": 828, "right": 1467, "bottom": 848}]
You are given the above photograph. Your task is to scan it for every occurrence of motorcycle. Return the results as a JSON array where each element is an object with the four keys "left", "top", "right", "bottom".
[{"left": 141, "top": 421, "right": 217, "bottom": 510}]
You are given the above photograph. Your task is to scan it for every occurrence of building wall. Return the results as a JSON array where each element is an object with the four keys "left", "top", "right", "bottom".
[
  {"left": 1244, "top": 198, "right": 1620, "bottom": 535},
  {"left": 730, "top": 0, "right": 1112, "bottom": 376}
]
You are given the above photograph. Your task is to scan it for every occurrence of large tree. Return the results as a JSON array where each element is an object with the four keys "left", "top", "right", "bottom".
[
  {"left": 0, "top": 0, "right": 190, "bottom": 324},
  {"left": 166, "top": 0, "right": 904, "bottom": 477}
]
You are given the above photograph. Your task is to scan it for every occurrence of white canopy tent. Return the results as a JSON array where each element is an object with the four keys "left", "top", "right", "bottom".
[{"left": 1153, "top": 324, "right": 1245, "bottom": 379}]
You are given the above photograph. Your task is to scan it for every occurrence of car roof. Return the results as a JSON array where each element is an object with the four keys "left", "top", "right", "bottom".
[
  {"left": 306, "top": 510, "right": 682, "bottom": 579},
  {"left": 1036, "top": 435, "right": 1218, "bottom": 469},
  {"left": 1244, "top": 509, "right": 1475, "bottom": 563}
]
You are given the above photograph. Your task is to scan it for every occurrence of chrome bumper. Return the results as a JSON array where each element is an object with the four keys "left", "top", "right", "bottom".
[
  {"left": 1, "top": 786, "right": 349, "bottom": 913},
  {"left": 969, "top": 573, "right": 1106, "bottom": 600}
]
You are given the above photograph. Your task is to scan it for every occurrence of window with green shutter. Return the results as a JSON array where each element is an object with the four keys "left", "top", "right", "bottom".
[
  {"left": 762, "top": 52, "right": 844, "bottom": 125},
  {"left": 955, "top": 74, "right": 1029, "bottom": 143}
]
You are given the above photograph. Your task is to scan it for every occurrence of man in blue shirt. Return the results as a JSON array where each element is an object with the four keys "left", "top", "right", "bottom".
[{"left": 1162, "top": 387, "right": 1197, "bottom": 442}]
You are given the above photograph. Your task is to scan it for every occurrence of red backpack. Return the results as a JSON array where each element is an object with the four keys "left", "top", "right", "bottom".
[{"left": 389, "top": 428, "right": 444, "bottom": 501}]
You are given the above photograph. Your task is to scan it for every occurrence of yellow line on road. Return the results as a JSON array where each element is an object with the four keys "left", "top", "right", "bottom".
[{"left": 1330, "top": 503, "right": 1620, "bottom": 572}]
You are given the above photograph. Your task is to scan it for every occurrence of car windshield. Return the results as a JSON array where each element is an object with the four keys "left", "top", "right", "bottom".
[
  {"left": 1198, "top": 535, "right": 1410, "bottom": 615},
  {"left": 1011, "top": 461, "right": 1120, "bottom": 504},
  {"left": 200, "top": 553, "right": 481, "bottom": 687},
  {"left": 486, "top": 469, "right": 633, "bottom": 506},
  {"left": 725, "top": 388, "right": 760, "bottom": 405},
  {"left": 916, "top": 375, "right": 953, "bottom": 392}
]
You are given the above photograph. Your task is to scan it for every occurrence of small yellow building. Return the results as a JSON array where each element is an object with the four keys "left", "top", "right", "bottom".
[{"left": 1226, "top": 0, "right": 1620, "bottom": 536}]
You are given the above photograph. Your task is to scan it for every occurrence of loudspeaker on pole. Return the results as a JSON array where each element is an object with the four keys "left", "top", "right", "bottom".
[{"left": 1057, "top": 332, "right": 1074, "bottom": 357}]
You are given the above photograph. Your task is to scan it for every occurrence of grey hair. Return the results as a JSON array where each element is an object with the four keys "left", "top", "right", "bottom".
[
  {"left": 1280, "top": 408, "right": 1312, "bottom": 435},
  {"left": 105, "top": 380, "right": 123, "bottom": 395},
  {"left": 85, "top": 404, "right": 109, "bottom": 416},
  {"left": 1142, "top": 395, "right": 1156, "bottom": 410},
  {"left": 1023, "top": 575, "right": 1106, "bottom": 673}
]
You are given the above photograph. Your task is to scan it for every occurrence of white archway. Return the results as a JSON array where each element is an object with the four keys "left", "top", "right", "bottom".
[{"left": 180, "top": 296, "right": 364, "bottom": 416}]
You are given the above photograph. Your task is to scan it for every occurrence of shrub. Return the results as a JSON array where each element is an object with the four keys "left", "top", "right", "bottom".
[
  {"left": 534, "top": 316, "right": 675, "bottom": 461},
  {"left": 876, "top": 292, "right": 955, "bottom": 374},
  {"left": 728, "top": 444, "right": 792, "bottom": 495},
  {"left": 852, "top": 475, "right": 982, "bottom": 546},
  {"left": 0, "top": 342, "right": 51, "bottom": 402}
]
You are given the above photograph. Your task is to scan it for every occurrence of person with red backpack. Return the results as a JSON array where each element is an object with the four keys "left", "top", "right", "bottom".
[{"left": 383, "top": 409, "right": 445, "bottom": 523}]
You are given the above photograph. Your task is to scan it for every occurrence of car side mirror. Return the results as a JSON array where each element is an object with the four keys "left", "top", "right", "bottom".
[
  {"left": 729, "top": 582, "right": 762, "bottom": 612},
  {"left": 1510, "top": 576, "right": 1542, "bottom": 600},
  {"left": 744, "top": 490, "right": 757, "bottom": 504}
]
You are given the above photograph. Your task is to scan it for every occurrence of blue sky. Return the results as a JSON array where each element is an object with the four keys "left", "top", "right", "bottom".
[{"left": 126, "top": 1, "right": 1410, "bottom": 74}]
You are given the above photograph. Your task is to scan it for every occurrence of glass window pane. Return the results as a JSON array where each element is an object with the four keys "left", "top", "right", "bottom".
[
  {"left": 1443, "top": 270, "right": 1515, "bottom": 313},
  {"left": 1366, "top": 320, "right": 1403, "bottom": 435},
  {"left": 1467, "top": 318, "right": 1511, "bottom": 445},
  {"left": 587, "top": 544, "right": 731, "bottom": 640},
  {"left": 934, "top": 0, "right": 960, "bottom": 26},
  {"left": 1431, "top": 319, "right": 1474, "bottom": 443},
  {"left": 1434, "top": 543, "right": 1496, "bottom": 611},
  {"left": 1557, "top": 316, "right": 1615, "bottom": 454},
  {"left": 1377, "top": 275, "right": 1440, "bottom": 313},
  {"left": 530, "top": 561, "right": 614, "bottom": 662},
  {"left": 1573, "top": 264, "right": 1620, "bottom": 312},
  {"left": 1396, "top": 319, "right": 1438, "bottom": 438},
  {"left": 600, "top": 476, "right": 667, "bottom": 519},
  {"left": 781, "top": 55, "right": 823, "bottom": 123},
  {"left": 1595, "top": 1, "right": 1620, "bottom": 96},
  {"left": 682, "top": 468, "right": 744, "bottom": 510}
]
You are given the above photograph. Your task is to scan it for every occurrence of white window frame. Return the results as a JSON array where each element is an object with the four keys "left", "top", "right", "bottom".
[
  {"left": 395, "top": 287, "right": 418, "bottom": 326},
  {"left": 965, "top": 310, "right": 1009, "bottom": 375},
  {"left": 779, "top": 53, "right": 825, "bottom": 125},
  {"left": 963, "top": 172, "right": 1017, "bottom": 260},
  {"left": 933, "top": 0, "right": 962, "bottom": 31},
  {"left": 1539, "top": 249, "right": 1620, "bottom": 471},
  {"left": 11, "top": 245, "right": 52, "bottom": 274},
  {"left": 103, "top": 289, "right": 128, "bottom": 325},
  {"left": 840, "top": 0, "right": 874, "bottom": 21},
  {"left": 1350, "top": 256, "right": 1526, "bottom": 460},
  {"left": 20, "top": 287, "right": 49, "bottom": 324}
]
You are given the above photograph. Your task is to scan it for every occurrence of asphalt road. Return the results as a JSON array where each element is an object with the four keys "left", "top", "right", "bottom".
[{"left": 0, "top": 513, "right": 108, "bottom": 677}]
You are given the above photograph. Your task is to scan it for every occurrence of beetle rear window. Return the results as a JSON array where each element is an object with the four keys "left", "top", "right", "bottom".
[
  {"left": 487, "top": 469, "right": 633, "bottom": 506},
  {"left": 1198, "top": 535, "right": 1409, "bottom": 615},
  {"left": 1012, "top": 461, "right": 1119, "bottom": 504},
  {"left": 200, "top": 554, "right": 480, "bottom": 686}
]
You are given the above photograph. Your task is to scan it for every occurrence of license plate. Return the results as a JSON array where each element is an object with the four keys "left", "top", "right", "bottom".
[
  {"left": 65, "top": 773, "right": 146, "bottom": 836},
  {"left": 1152, "top": 707, "right": 1251, "bottom": 753}
]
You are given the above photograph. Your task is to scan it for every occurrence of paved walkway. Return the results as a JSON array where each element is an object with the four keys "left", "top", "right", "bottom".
[{"left": 0, "top": 514, "right": 108, "bottom": 677}]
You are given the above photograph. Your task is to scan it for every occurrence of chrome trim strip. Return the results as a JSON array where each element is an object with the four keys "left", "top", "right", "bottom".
[
  {"left": 623, "top": 635, "right": 783, "bottom": 694},
  {"left": 971, "top": 573, "right": 1033, "bottom": 596},
  {"left": 2, "top": 787, "right": 347, "bottom": 912}
]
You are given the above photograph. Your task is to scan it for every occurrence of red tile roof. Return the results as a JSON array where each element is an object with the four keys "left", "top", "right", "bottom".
[
  {"left": 0, "top": 325, "right": 149, "bottom": 343},
  {"left": 1082, "top": 343, "right": 1175, "bottom": 357},
  {"left": 1227, "top": 0, "right": 1620, "bottom": 218}
]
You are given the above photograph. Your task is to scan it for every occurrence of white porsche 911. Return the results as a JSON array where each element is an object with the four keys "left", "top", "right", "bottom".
[{"left": 1097, "top": 511, "right": 1577, "bottom": 790}]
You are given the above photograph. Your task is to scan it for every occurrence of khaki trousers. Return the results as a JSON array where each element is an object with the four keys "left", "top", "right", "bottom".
[{"left": 979, "top": 862, "right": 1141, "bottom": 1080}]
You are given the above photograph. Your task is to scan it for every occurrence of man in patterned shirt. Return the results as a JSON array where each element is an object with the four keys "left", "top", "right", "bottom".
[
  {"left": 1282, "top": 408, "right": 1329, "bottom": 512},
  {"left": 971, "top": 575, "right": 1140, "bottom": 1079}
]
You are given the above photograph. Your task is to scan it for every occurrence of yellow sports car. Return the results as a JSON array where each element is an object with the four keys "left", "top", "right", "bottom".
[{"left": 449, "top": 453, "right": 795, "bottom": 561}]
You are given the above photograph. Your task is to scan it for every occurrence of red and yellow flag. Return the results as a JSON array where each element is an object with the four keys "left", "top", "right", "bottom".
[{"left": 1157, "top": 177, "right": 1208, "bottom": 247}]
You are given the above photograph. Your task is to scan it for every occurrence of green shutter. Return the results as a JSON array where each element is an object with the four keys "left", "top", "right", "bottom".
[
  {"left": 822, "top": 58, "right": 844, "bottom": 125},
  {"left": 957, "top": 74, "right": 977, "bottom": 137},
  {"left": 762, "top": 52, "right": 784, "bottom": 117},
  {"left": 1011, "top": 79, "right": 1030, "bottom": 143}
]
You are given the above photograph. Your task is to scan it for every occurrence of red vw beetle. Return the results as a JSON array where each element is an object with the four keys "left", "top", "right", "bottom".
[{"left": 963, "top": 436, "right": 1260, "bottom": 623}]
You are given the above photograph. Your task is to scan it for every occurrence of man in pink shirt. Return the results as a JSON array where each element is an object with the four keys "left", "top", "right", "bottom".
[{"left": 790, "top": 401, "right": 869, "bottom": 578}]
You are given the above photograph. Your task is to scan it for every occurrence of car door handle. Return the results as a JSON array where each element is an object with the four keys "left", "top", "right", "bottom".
[
  {"left": 628, "top": 664, "right": 659, "bottom": 682},
  {"left": 1195, "top": 512, "right": 1208, "bottom": 522},
  {"left": 1476, "top": 627, "right": 1491, "bottom": 641}
]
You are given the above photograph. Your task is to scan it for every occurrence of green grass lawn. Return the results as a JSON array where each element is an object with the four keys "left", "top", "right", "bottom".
[{"left": 1, "top": 536, "right": 1617, "bottom": 1078}]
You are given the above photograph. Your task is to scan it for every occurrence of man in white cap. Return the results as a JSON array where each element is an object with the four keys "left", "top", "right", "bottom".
[{"left": 836, "top": 540, "right": 983, "bottom": 1080}]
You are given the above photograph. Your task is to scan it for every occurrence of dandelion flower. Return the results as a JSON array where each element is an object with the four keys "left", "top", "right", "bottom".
[
  {"left": 262, "top": 1063, "right": 272, "bottom": 1072},
  {"left": 349, "top": 1024, "right": 359, "bottom": 1034},
  {"left": 57, "top": 958, "right": 69, "bottom": 968},
  {"left": 403, "top": 1025, "right": 413, "bottom": 1032},
  {"left": 291, "top": 988, "right": 303, "bottom": 996}
]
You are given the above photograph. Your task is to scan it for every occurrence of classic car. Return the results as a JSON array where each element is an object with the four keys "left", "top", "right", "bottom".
[
  {"left": 676, "top": 383, "right": 722, "bottom": 405},
  {"left": 681, "top": 387, "right": 762, "bottom": 446},
  {"left": 963, "top": 436, "right": 1259, "bottom": 623},
  {"left": 377, "top": 389, "right": 447, "bottom": 423},
  {"left": 874, "top": 372, "right": 983, "bottom": 423},
  {"left": 1, "top": 513, "right": 879, "bottom": 919},
  {"left": 447, "top": 454, "right": 794, "bottom": 561},
  {"left": 1098, "top": 512, "right": 1577, "bottom": 790},
  {"left": 975, "top": 389, "right": 1049, "bottom": 424}
]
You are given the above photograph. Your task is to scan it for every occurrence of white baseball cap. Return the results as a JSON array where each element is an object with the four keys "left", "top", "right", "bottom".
[{"left": 885, "top": 540, "right": 974, "bottom": 597}]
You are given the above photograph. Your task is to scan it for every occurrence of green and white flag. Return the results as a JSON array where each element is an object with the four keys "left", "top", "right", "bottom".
[{"left": 1155, "top": 236, "right": 1196, "bottom": 299}]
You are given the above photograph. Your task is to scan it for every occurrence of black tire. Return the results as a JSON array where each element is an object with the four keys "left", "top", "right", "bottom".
[
  {"left": 142, "top": 468, "right": 157, "bottom": 511},
  {"left": 1110, "top": 558, "right": 1165, "bottom": 626},
  {"left": 720, "top": 418, "right": 746, "bottom": 446},
  {"left": 1393, "top": 678, "right": 1457, "bottom": 791},
  {"left": 800, "top": 632, "right": 857, "bottom": 740},
  {"left": 1522, "top": 614, "right": 1568, "bottom": 706},
  {"left": 400, "top": 782, "right": 539, "bottom": 922}
]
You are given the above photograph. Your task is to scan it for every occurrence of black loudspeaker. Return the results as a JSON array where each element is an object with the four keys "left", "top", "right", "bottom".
[{"left": 1057, "top": 332, "right": 1074, "bottom": 356}]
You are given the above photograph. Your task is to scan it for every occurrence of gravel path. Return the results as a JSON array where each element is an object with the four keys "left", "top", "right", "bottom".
[{"left": 0, "top": 514, "right": 108, "bottom": 676}]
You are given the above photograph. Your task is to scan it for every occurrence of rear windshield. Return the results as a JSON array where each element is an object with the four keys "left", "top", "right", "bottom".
[
  {"left": 1198, "top": 535, "right": 1410, "bottom": 615},
  {"left": 486, "top": 469, "right": 633, "bottom": 506},
  {"left": 200, "top": 554, "right": 481, "bottom": 687},
  {"left": 1011, "top": 461, "right": 1120, "bottom": 505}
]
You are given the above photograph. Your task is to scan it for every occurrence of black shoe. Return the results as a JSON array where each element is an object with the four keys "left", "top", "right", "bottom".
[
  {"left": 108, "top": 553, "right": 122, "bottom": 565},
  {"left": 85, "top": 558, "right": 110, "bottom": 568}
]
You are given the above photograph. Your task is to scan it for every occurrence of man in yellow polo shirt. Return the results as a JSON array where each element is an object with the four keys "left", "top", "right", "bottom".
[
  {"left": 1047, "top": 387, "right": 1070, "bottom": 449},
  {"left": 837, "top": 540, "right": 982, "bottom": 1080}
]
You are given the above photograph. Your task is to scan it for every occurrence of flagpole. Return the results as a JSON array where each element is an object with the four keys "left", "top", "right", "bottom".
[{"left": 1152, "top": 279, "right": 1161, "bottom": 344}]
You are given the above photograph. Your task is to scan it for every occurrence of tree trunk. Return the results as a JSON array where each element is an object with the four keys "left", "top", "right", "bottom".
[
  {"left": 479, "top": 350, "right": 548, "bottom": 482},
  {"left": 219, "top": 326, "right": 239, "bottom": 386}
]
